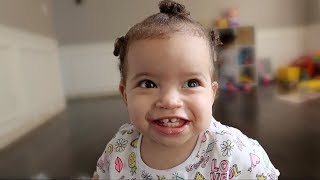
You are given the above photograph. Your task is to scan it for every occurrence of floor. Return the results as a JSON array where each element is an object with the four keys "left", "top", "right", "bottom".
[{"left": 0, "top": 86, "right": 319, "bottom": 179}]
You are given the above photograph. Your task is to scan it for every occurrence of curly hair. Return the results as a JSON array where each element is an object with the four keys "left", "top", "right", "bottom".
[{"left": 114, "top": 0, "right": 220, "bottom": 84}]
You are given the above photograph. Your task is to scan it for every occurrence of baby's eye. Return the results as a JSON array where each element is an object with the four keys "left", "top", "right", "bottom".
[
  {"left": 139, "top": 80, "right": 157, "bottom": 88},
  {"left": 183, "top": 79, "right": 200, "bottom": 88}
]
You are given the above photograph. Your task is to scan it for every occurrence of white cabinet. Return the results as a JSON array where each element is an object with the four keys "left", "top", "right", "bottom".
[{"left": 217, "top": 26, "right": 257, "bottom": 87}]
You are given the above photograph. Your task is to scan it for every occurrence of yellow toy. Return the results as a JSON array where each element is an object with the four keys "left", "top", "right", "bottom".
[
  {"left": 277, "top": 66, "right": 300, "bottom": 82},
  {"left": 215, "top": 17, "right": 229, "bottom": 28},
  {"left": 299, "top": 79, "right": 320, "bottom": 91}
]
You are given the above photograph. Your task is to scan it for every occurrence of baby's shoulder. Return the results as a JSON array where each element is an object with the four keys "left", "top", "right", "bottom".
[
  {"left": 204, "top": 120, "right": 279, "bottom": 179},
  {"left": 207, "top": 120, "right": 268, "bottom": 159},
  {"left": 108, "top": 123, "right": 140, "bottom": 146},
  {"left": 94, "top": 123, "right": 140, "bottom": 178},
  {"left": 206, "top": 120, "right": 250, "bottom": 144}
]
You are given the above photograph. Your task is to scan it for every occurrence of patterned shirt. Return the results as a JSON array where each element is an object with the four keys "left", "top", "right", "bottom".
[{"left": 93, "top": 117, "right": 280, "bottom": 179}]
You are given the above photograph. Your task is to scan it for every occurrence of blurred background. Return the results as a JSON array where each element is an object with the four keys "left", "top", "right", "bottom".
[{"left": 0, "top": 0, "right": 319, "bottom": 179}]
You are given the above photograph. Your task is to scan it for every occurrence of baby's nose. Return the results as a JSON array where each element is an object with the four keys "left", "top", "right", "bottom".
[{"left": 155, "top": 90, "right": 183, "bottom": 109}]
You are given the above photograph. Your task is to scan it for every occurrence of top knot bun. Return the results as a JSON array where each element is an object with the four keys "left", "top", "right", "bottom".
[{"left": 159, "top": 0, "right": 190, "bottom": 16}]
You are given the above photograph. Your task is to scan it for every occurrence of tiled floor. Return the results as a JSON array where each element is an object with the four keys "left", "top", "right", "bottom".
[{"left": 0, "top": 86, "right": 319, "bottom": 179}]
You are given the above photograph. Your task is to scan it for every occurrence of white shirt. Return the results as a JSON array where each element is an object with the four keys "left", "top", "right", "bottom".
[{"left": 94, "top": 117, "right": 280, "bottom": 179}]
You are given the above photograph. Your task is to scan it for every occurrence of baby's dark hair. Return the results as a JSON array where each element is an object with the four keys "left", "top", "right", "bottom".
[{"left": 114, "top": 0, "right": 221, "bottom": 84}]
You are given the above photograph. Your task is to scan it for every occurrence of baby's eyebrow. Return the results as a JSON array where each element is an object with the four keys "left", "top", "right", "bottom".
[
  {"left": 130, "top": 72, "right": 154, "bottom": 81},
  {"left": 180, "top": 72, "right": 208, "bottom": 80}
]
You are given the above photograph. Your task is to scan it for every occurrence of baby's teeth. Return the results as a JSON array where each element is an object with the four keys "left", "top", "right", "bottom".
[
  {"left": 164, "top": 122, "right": 178, "bottom": 127},
  {"left": 159, "top": 118, "right": 181, "bottom": 127},
  {"left": 170, "top": 118, "right": 178, "bottom": 123},
  {"left": 162, "top": 119, "right": 169, "bottom": 123}
]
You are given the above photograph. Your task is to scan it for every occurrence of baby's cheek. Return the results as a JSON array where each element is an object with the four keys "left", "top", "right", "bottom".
[
  {"left": 193, "top": 98, "right": 213, "bottom": 121},
  {"left": 127, "top": 101, "right": 147, "bottom": 123}
]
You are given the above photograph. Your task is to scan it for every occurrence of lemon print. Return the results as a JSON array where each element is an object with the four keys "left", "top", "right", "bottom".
[
  {"left": 128, "top": 152, "right": 137, "bottom": 175},
  {"left": 131, "top": 138, "right": 138, "bottom": 148},
  {"left": 107, "top": 144, "right": 113, "bottom": 154},
  {"left": 256, "top": 174, "right": 267, "bottom": 180},
  {"left": 194, "top": 172, "right": 205, "bottom": 180}
]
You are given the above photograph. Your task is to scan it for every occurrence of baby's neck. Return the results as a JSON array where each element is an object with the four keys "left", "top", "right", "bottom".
[{"left": 140, "top": 135, "right": 199, "bottom": 170}]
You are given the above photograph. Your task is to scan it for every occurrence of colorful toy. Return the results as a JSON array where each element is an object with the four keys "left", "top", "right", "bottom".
[
  {"left": 313, "top": 50, "right": 320, "bottom": 77},
  {"left": 214, "top": 7, "right": 240, "bottom": 28},
  {"left": 215, "top": 17, "right": 229, "bottom": 29},
  {"left": 226, "top": 7, "right": 240, "bottom": 28},
  {"left": 299, "top": 79, "right": 320, "bottom": 91},
  {"left": 238, "top": 47, "right": 254, "bottom": 65},
  {"left": 277, "top": 66, "right": 300, "bottom": 82},
  {"left": 292, "top": 55, "right": 316, "bottom": 79},
  {"left": 240, "top": 76, "right": 253, "bottom": 84},
  {"left": 277, "top": 50, "right": 320, "bottom": 94}
]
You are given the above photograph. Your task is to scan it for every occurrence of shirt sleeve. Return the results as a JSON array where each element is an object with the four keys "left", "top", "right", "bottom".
[
  {"left": 92, "top": 147, "right": 110, "bottom": 180},
  {"left": 237, "top": 138, "right": 280, "bottom": 180},
  {"left": 250, "top": 143, "right": 280, "bottom": 180}
]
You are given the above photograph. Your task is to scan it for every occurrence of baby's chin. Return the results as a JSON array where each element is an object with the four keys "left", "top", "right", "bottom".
[{"left": 143, "top": 129, "right": 201, "bottom": 148}]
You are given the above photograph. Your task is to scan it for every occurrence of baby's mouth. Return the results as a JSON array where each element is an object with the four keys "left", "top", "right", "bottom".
[{"left": 155, "top": 118, "right": 187, "bottom": 128}]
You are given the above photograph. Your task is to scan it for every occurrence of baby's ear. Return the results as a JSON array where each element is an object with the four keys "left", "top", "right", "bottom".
[
  {"left": 211, "top": 81, "right": 219, "bottom": 102},
  {"left": 119, "top": 84, "right": 128, "bottom": 106}
]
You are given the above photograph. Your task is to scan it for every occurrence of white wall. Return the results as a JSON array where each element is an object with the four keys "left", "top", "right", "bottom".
[
  {"left": 255, "top": 23, "right": 319, "bottom": 75},
  {"left": 59, "top": 43, "right": 120, "bottom": 98},
  {"left": 52, "top": 0, "right": 307, "bottom": 45},
  {"left": 0, "top": 0, "right": 55, "bottom": 38},
  {"left": 255, "top": 26, "right": 307, "bottom": 74},
  {"left": 0, "top": 25, "right": 65, "bottom": 149},
  {"left": 305, "top": 23, "right": 320, "bottom": 52}
]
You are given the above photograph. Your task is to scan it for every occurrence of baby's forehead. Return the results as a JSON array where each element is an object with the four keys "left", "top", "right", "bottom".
[
  {"left": 127, "top": 37, "right": 212, "bottom": 75},
  {"left": 129, "top": 32, "right": 209, "bottom": 44},
  {"left": 128, "top": 33, "right": 211, "bottom": 53},
  {"left": 128, "top": 35, "right": 211, "bottom": 60}
]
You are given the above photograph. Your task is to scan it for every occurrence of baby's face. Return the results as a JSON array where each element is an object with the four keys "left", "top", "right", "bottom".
[{"left": 120, "top": 34, "right": 218, "bottom": 148}]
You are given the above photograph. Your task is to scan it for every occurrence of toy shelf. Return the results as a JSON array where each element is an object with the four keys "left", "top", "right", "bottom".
[{"left": 218, "top": 26, "right": 257, "bottom": 87}]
